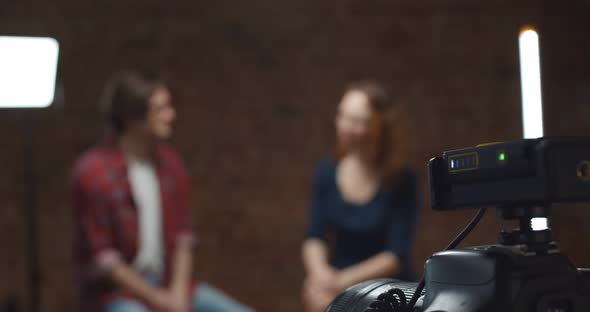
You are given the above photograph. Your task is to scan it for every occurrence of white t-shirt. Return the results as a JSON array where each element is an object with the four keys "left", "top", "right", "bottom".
[{"left": 128, "top": 158, "right": 164, "bottom": 276}]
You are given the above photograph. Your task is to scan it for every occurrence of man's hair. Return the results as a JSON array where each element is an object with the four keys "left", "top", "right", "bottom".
[{"left": 100, "top": 71, "right": 163, "bottom": 135}]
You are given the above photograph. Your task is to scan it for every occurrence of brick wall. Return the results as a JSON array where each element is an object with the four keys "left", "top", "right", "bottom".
[{"left": 1, "top": 0, "right": 589, "bottom": 311}]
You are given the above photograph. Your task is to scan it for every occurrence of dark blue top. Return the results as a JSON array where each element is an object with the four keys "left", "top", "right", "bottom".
[{"left": 305, "top": 158, "right": 418, "bottom": 280}]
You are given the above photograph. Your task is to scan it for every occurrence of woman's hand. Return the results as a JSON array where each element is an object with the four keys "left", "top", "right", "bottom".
[
  {"left": 302, "top": 267, "right": 342, "bottom": 312},
  {"left": 302, "top": 285, "right": 337, "bottom": 312},
  {"left": 308, "top": 266, "right": 340, "bottom": 292}
]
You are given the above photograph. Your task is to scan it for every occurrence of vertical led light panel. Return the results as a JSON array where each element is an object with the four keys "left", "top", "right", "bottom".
[{"left": 519, "top": 27, "right": 543, "bottom": 139}]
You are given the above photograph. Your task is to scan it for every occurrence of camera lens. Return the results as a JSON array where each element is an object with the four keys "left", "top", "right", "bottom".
[{"left": 325, "top": 279, "right": 422, "bottom": 312}]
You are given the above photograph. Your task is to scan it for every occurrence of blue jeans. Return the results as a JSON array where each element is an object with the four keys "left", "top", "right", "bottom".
[{"left": 104, "top": 283, "right": 253, "bottom": 312}]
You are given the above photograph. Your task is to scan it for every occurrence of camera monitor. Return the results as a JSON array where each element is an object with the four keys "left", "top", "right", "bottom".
[{"left": 428, "top": 137, "right": 590, "bottom": 211}]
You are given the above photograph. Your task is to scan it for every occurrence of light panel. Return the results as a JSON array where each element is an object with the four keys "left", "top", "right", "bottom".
[
  {"left": 519, "top": 27, "right": 543, "bottom": 139},
  {"left": 0, "top": 36, "right": 59, "bottom": 108}
]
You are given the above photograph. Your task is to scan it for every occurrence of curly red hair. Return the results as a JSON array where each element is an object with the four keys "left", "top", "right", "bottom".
[{"left": 336, "top": 80, "right": 409, "bottom": 184}]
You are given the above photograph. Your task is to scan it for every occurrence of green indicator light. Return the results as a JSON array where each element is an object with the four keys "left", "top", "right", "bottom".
[{"left": 498, "top": 152, "right": 506, "bottom": 161}]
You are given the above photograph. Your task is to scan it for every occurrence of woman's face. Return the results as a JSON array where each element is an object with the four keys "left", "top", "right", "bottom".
[{"left": 335, "top": 90, "right": 373, "bottom": 152}]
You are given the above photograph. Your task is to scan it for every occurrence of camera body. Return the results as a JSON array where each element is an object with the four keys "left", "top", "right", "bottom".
[
  {"left": 419, "top": 245, "right": 590, "bottom": 311},
  {"left": 329, "top": 245, "right": 590, "bottom": 312},
  {"left": 326, "top": 137, "right": 590, "bottom": 312}
]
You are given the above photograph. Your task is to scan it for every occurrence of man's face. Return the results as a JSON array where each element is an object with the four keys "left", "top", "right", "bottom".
[{"left": 145, "top": 86, "right": 176, "bottom": 139}]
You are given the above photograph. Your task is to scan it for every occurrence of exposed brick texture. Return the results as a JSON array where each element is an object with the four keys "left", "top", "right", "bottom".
[{"left": 1, "top": 0, "right": 589, "bottom": 311}]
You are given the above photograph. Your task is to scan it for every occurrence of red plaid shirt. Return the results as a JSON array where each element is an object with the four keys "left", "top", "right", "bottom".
[{"left": 70, "top": 137, "right": 196, "bottom": 312}]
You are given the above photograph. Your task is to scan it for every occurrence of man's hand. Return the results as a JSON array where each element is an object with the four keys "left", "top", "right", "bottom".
[
  {"left": 169, "top": 284, "right": 190, "bottom": 312},
  {"left": 150, "top": 288, "right": 189, "bottom": 312},
  {"left": 109, "top": 263, "right": 189, "bottom": 312}
]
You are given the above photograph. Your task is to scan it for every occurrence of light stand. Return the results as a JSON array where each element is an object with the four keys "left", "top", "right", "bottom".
[{"left": 0, "top": 36, "right": 60, "bottom": 312}]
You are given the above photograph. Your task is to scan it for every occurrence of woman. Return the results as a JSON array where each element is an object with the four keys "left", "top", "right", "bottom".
[{"left": 301, "top": 81, "right": 418, "bottom": 312}]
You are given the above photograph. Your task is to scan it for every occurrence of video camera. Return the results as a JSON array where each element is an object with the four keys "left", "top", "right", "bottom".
[{"left": 326, "top": 137, "right": 590, "bottom": 312}]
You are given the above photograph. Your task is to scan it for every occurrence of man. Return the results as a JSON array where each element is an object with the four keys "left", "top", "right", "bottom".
[{"left": 71, "top": 71, "right": 252, "bottom": 312}]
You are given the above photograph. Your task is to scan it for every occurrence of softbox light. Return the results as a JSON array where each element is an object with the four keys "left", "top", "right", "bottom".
[{"left": 0, "top": 36, "right": 59, "bottom": 108}]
